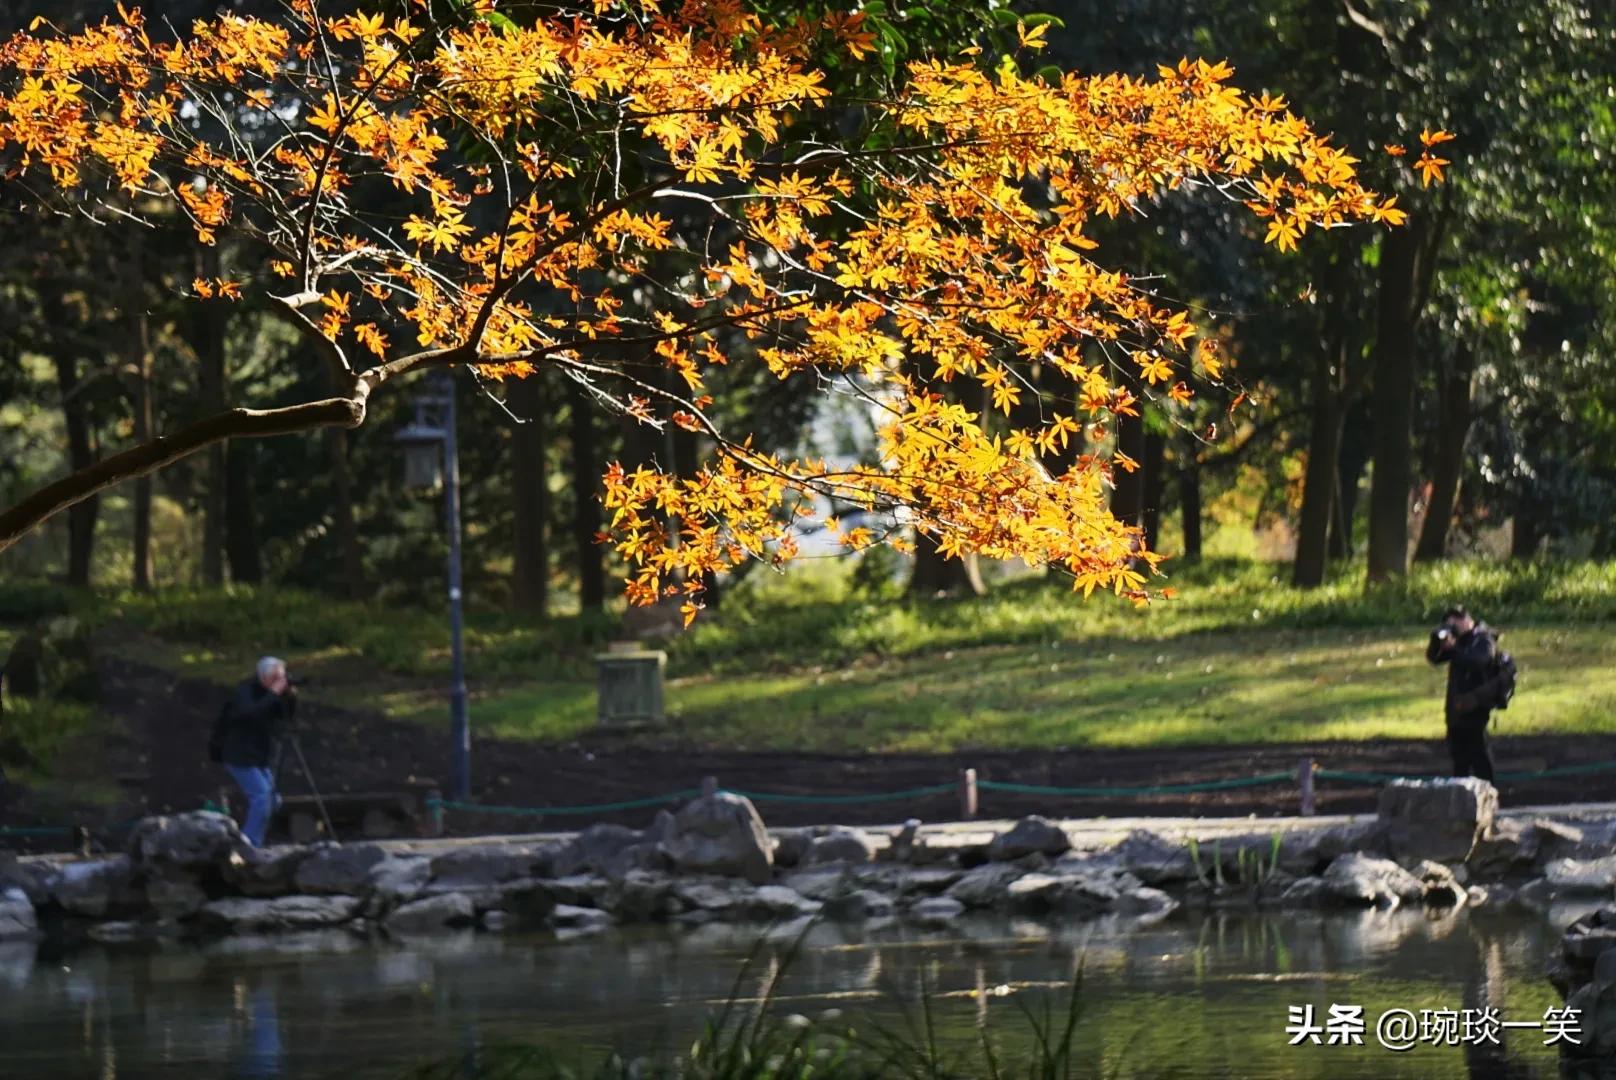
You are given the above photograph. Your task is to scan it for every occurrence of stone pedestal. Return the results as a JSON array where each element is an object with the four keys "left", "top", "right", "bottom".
[{"left": 595, "top": 644, "right": 666, "bottom": 730}]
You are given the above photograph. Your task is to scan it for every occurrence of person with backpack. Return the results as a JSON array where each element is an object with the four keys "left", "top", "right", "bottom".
[
  {"left": 1426, "top": 604, "right": 1516, "bottom": 783},
  {"left": 208, "top": 656, "right": 296, "bottom": 846}
]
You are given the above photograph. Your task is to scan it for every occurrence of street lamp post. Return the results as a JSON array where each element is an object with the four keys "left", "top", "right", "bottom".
[{"left": 395, "top": 369, "right": 471, "bottom": 801}]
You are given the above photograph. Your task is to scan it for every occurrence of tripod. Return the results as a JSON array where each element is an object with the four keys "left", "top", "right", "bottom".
[{"left": 272, "top": 694, "right": 337, "bottom": 843}]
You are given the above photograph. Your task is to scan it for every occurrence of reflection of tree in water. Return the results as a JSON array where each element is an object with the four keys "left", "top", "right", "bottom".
[{"left": 1459, "top": 922, "right": 1538, "bottom": 1080}]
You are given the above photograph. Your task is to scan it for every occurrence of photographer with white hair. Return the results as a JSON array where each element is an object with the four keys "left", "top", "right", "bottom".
[{"left": 208, "top": 656, "right": 296, "bottom": 846}]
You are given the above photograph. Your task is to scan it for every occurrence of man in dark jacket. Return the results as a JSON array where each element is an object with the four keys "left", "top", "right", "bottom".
[
  {"left": 212, "top": 656, "right": 294, "bottom": 846},
  {"left": 1426, "top": 605, "right": 1499, "bottom": 782}
]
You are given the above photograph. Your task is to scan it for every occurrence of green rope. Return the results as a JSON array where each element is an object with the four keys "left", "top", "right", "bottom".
[
  {"left": 722, "top": 783, "right": 956, "bottom": 805},
  {"left": 1498, "top": 760, "right": 1616, "bottom": 782},
  {"left": 431, "top": 789, "right": 702, "bottom": 817},
  {"left": 1314, "top": 768, "right": 1418, "bottom": 786},
  {"left": 0, "top": 825, "right": 75, "bottom": 837},
  {"left": 977, "top": 772, "right": 1294, "bottom": 797}
]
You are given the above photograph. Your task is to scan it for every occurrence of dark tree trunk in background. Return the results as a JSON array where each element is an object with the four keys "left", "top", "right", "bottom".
[
  {"left": 1142, "top": 429, "right": 1165, "bottom": 551},
  {"left": 193, "top": 247, "right": 228, "bottom": 587},
  {"left": 224, "top": 440, "right": 262, "bottom": 583},
  {"left": 1178, "top": 456, "right": 1203, "bottom": 562},
  {"left": 1366, "top": 218, "right": 1430, "bottom": 582},
  {"left": 1511, "top": 497, "right": 1543, "bottom": 560},
  {"left": 317, "top": 357, "right": 365, "bottom": 596},
  {"left": 130, "top": 312, "right": 155, "bottom": 591},
  {"left": 1414, "top": 344, "right": 1476, "bottom": 562},
  {"left": 509, "top": 376, "right": 550, "bottom": 617},
  {"left": 569, "top": 383, "right": 606, "bottom": 612},
  {"left": 52, "top": 351, "right": 99, "bottom": 587},
  {"left": 909, "top": 532, "right": 987, "bottom": 597},
  {"left": 1294, "top": 287, "right": 1351, "bottom": 587},
  {"left": 1330, "top": 403, "right": 1372, "bottom": 560},
  {"left": 1110, "top": 408, "right": 1145, "bottom": 528}
]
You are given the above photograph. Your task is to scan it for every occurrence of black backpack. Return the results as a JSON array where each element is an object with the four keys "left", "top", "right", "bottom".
[{"left": 1490, "top": 639, "right": 1518, "bottom": 711}]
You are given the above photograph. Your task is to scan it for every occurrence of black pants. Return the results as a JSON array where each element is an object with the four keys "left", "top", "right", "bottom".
[{"left": 1446, "top": 712, "right": 1494, "bottom": 782}]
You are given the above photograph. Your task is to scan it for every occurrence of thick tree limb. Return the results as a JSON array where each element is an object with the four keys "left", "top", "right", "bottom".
[{"left": 0, "top": 395, "right": 366, "bottom": 556}]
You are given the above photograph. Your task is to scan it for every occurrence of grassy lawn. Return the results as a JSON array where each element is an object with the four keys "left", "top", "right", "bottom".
[{"left": 7, "top": 559, "right": 1616, "bottom": 754}]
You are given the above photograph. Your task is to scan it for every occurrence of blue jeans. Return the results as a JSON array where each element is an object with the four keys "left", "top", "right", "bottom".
[{"left": 226, "top": 765, "right": 278, "bottom": 846}]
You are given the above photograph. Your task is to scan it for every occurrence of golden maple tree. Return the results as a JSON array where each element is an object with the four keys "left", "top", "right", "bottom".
[{"left": 0, "top": 2, "right": 1445, "bottom": 620}]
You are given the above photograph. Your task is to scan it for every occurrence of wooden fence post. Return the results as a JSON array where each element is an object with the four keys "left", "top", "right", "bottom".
[
  {"left": 425, "top": 788, "right": 444, "bottom": 837},
  {"left": 958, "top": 768, "right": 978, "bottom": 820},
  {"left": 701, "top": 775, "right": 718, "bottom": 798},
  {"left": 1298, "top": 759, "right": 1316, "bottom": 817}
]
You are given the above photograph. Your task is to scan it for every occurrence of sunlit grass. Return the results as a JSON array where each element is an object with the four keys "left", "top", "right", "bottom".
[{"left": 9, "top": 559, "right": 1616, "bottom": 753}]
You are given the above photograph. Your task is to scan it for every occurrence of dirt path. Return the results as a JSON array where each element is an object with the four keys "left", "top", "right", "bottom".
[{"left": 5, "top": 653, "right": 1616, "bottom": 852}]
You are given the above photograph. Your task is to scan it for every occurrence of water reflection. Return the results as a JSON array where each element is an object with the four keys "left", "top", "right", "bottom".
[{"left": 0, "top": 905, "right": 1600, "bottom": 1079}]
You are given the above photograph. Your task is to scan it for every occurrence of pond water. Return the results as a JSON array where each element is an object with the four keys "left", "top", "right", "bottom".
[{"left": 0, "top": 904, "right": 1604, "bottom": 1079}]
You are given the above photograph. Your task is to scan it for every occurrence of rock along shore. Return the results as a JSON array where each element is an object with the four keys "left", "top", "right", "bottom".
[{"left": 3, "top": 778, "right": 1614, "bottom": 951}]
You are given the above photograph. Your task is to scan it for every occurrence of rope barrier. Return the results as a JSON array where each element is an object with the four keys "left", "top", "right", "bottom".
[
  {"left": 723, "top": 783, "right": 956, "bottom": 805},
  {"left": 11, "top": 759, "right": 1616, "bottom": 845},
  {"left": 979, "top": 773, "right": 1296, "bottom": 797},
  {"left": 430, "top": 789, "right": 702, "bottom": 817}
]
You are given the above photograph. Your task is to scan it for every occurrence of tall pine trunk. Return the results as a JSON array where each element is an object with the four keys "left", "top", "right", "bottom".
[
  {"left": 193, "top": 247, "right": 228, "bottom": 586},
  {"left": 1293, "top": 291, "right": 1351, "bottom": 587},
  {"left": 1366, "top": 219, "right": 1429, "bottom": 582},
  {"left": 510, "top": 376, "right": 550, "bottom": 616},
  {"left": 1413, "top": 344, "right": 1476, "bottom": 562},
  {"left": 224, "top": 440, "right": 262, "bottom": 583},
  {"left": 1141, "top": 428, "right": 1165, "bottom": 551},
  {"left": 569, "top": 383, "right": 605, "bottom": 613},
  {"left": 130, "top": 311, "right": 155, "bottom": 591},
  {"left": 52, "top": 351, "right": 100, "bottom": 586},
  {"left": 1110, "top": 408, "right": 1145, "bottom": 529}
]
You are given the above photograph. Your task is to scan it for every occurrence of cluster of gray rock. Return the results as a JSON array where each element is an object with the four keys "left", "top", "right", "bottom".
[{"left": 1, "top": 778, "right": 1613, "bottom": 947}]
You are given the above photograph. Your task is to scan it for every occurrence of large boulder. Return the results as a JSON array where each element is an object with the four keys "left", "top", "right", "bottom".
[
  {"left": 802, "top": 827, "right": 875, "bottom": 867},
  {"left": 771, "top": 829, "right": 813, "bottom": 870},
  {"left": 746, "top": 886, "right": 823, "bottom": 920},
  {"left": 987, "top": 816, "right": 1071, "bottom": 861},
  {"left": 1542, "top": 856, "right": 1616, "bottom": 895},
  {"left": 292, "top": 844, "right": 388, "bottom": 896},
  {"left": 1111, "top": 830, "right": 1195, "bottom": 885},
  {"left": 0, "top": 855, "right": 52, "bottom": 907},
  {"left": 384, "top": 892, "right": 476, "bottom": 934},
  {"left": 126, "top": 812, "right": 244, "bottom": 871},
  {"left": 0, "top": 888, "right": 38, "bottom": 940},
  {"left": 1551, "top": 908, "right": 1616, "bottom": 1064},
  {"left": 429, "top": 844, "right": 555, "bottom": 889},
  {"left": 223, "top": 847, "right": 312, "bottom": 898},
  {"left": 1377, "top": 778, "right": 1496, "bottom": 863},
  {"left": 945, "top": 863, "right": 1026, "bottom": 908},
  {"left": 49, "top": 856, "right": 143, "bottom": 919},
  {"left": 366, "top": 857, "right": 432, "bottom": 912},
  {"left": 552, "top": 824, "right": 666, "bottom": 880},
  {"left": 196, "top": 895, "right": 362, "bottom": 933},
  {"left": 1466, "top": 818, "right": 1535, "bottom": 881},
  {"left": 1321, "top": 853, "right": 1426, "bottom": 909},
  {"left": 143, "top": 868, "right": 210, "bottom": 920},
  {"left": 665, "top": 792, "right": 772, "bottom": 884}
]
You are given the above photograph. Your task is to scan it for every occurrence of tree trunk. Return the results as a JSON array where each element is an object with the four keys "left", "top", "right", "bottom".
[
  {"left": 224, "top": 440, "right": 262, "bottom": 583},
  {"left": 1413, "top": 344, "right": 1476, "bottom": 562},
  {"left": 1110, "top": 407, "right": 1145, "bottom": 529},
  {"left": 1179, "top": 456, "right": 1203, "bottom": 562},
  {"left": 908, "top": 532, "right": 987, "bottom": 597},
  {"left": 1141, "top": 428, "right": 1166, "bottom": 551},
  {"left": 569, "top": 383, "right": 605, "bottom": 612},
  {"left": 509, "top": 376, "right": 550, "bottom": 617},
  {"left": 1293, "top": 303, "right": 1350, "bottom": 587},
  {"left": 52, "top": 351, "right": 100, "bottom": 587},
  {"left": 130, "top": 312, "right": 155, "bottom": 592},
  {"left": 1365, "top": 219, "right": 1429, "bottom": 582},
  {"left": 1511, "top": 497, "right": 1543, "bottom": 560},
  {"left": 1329, "top": 402, "right": 1371, "bottom": 560},
  {"left": 194, "top": 247, "right": 228, "bottom": 587}
]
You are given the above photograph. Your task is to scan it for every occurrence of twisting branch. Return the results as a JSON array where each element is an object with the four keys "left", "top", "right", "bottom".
[{"left": 0, "top": 396, "right": 367, "bottom": 555}]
